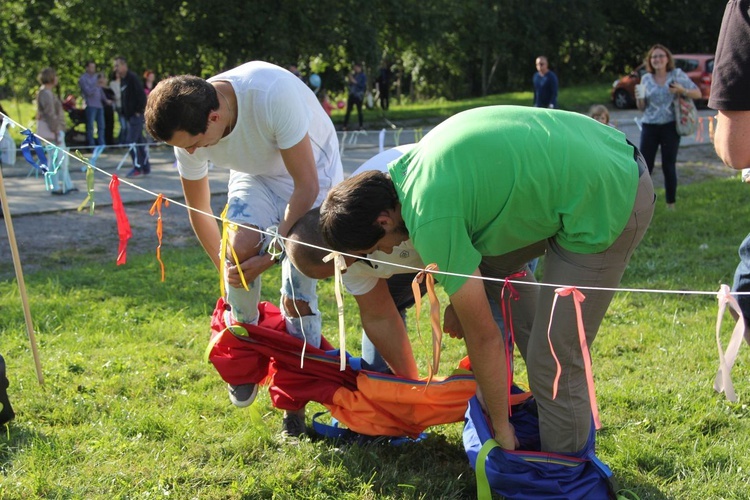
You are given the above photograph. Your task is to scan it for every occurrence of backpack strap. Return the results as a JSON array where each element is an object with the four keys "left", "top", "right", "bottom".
[
  {"left": 312, "top": 411, "right": 429, "bottom": 445},
  {"left": 312, "top": 411, "right": 350, "bottom": 439},
  {"left": 475, "top": 439, "right": 500, "bottom": 500}
]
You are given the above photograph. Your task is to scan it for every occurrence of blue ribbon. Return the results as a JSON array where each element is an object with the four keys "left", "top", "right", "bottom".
[{"left": 20, "top": 129, "right": 49, "bottom": 173}]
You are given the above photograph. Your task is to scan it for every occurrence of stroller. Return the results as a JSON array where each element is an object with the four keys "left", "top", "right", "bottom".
[{"left": 62, "top": 95, "right": 86, "bottom": 147}]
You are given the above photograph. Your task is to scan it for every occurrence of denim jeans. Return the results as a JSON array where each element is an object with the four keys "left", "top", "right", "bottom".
[
  {"left": 224, "top": 173, "right": 321, "bottom": 347},
  {"left": 84, "top": 106, "right": 105, "bottom": 146},
  {"left": 732, "top": 232, "right": 750, "bottom": 327},
  {"left": 124, "top": 115, "right": 150, "bottom": 172}
]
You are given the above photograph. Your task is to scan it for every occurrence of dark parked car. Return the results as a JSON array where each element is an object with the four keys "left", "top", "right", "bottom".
[{"left": 611, "top": 54, "right": 714, "bottom": 109}]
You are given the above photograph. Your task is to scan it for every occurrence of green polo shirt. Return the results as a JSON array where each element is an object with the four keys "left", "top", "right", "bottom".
[{"left": 388, "top": 106, "right": 639, "bottom": 296}]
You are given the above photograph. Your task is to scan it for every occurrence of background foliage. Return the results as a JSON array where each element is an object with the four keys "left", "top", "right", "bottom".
[{"left": 0, "top": 0, "right": 728, "bottom": 102}]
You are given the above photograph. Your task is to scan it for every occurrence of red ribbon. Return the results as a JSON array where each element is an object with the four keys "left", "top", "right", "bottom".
[{"left": 109, "top": 175, "right": 132, "bottom": 266}]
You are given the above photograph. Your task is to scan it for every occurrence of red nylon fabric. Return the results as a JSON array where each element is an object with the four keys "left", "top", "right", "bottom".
[
  {"left": 208, "top": 298, "right": 478, "bottom": 436},
  {"left": 108, "top": 175, "right": 131, "bottom": 266}
]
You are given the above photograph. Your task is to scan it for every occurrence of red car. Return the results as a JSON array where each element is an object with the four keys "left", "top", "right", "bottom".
[{"left": 611, "top": 54, "right": 714, "bottom": 109}]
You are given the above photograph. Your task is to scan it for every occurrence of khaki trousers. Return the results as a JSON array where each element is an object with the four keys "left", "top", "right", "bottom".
[{"left": 480, "top": 169, "right": 655, "bottom": 453}]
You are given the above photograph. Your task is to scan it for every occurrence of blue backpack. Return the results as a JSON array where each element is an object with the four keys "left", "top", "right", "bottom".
[{"left": 463, "top": 389, "right": 616, "bottom": 500}]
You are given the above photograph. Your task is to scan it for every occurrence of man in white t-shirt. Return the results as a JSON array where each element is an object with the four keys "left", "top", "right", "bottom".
[
  {"left": 145, "top": 61, "right": 343, "bottom": 437},
  {"left": 286, "top": 145, "right": 508, "bottom": 378}
]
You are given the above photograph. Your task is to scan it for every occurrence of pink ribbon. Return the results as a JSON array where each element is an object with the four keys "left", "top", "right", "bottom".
[
  {"left": 548, "top": 286, "right": 601, "bottom": 430},
  {"left": 500, "top": 271, "right": 526, "bottom": 415},
  {"left": 714, "top": 285, "right": 749, "bottom": 402}
]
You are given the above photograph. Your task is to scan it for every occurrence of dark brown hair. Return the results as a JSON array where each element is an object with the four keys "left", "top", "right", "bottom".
[
  {"left": 144, "top": 75, "right": 219, "bottom": 142},
  {"left": 320, "top": 170, "right": 399, "bottom": 252}
]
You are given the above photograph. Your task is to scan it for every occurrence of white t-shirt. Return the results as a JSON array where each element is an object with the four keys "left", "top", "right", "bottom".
[
  {"left": 342, "top": 144, "right": 425, "bottom": 296},
  {"left": 175, "top": 61, "right": 342, "bottom": 202}
]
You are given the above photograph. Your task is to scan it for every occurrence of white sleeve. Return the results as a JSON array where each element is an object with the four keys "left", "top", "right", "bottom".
[
  {"left": 175, "top": 146, "right": 209, "bottom": 179},
  {"left": 267, "top": 77, "right": 311, "bottom": 150},
  {"left": 342, "top": 263, "right": 380, "bottom": 296}
]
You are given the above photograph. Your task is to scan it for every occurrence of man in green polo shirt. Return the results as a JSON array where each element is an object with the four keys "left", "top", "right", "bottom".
[{"left": 320, "top": 106, "right": 655, "bottom": 454}]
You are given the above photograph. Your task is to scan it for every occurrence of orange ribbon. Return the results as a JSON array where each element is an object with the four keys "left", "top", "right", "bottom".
[
  {"left": 412, "top": 264, "right": 442, "bottom": 382},
  {"left": 149, "top": 194, "right": 169, "bottom": 282}
]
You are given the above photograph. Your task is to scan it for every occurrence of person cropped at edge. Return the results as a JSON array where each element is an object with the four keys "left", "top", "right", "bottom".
[
  {"left": 79, "top": 61, "right": 106, "bottom": 147},
  {"left": 114, "top": 56, "right": 150, "bottom": 177},
  {"left": 319, "top": 106, "right": 655, "bottom": 453},
  {"left": 636, "top": 44, "right": 701, "bottom": 210},
  {"left": 532, "top": 56, "right": 558, "bottom": 109},
  {"left": 145, "top": 61, "right": 343, "bottom": 437},
  {"left": 286, "top": 145, "right": 511, "bottom": 378},
  {"left": 342, "top": 63, "right": 366, "bottom": 131},
  {"left": 709, "top": 0, "right": 750, "bottom": 327}
]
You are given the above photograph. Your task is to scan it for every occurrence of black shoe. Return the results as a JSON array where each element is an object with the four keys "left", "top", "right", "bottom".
[
  {"left": 281, "top": 411, "right": 307, "bottom": 438},
  {"left": 0, "top": 354, "right": 15, "bottom": 426}
]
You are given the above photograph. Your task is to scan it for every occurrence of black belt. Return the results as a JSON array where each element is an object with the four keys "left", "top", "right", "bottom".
[{"left": 626, "top": 139, "right": 647, "bottom": 177}]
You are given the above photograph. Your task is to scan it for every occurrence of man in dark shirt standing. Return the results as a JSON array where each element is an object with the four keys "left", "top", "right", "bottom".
[
  {"left": 709, "top": 0, "right": 750, "bottom": 324},
  {"left": 532, "top": 56, "right": 558, "bottom": 109},
  {"left": 114, "top": 56, "right": 150, "bottom": 177}
]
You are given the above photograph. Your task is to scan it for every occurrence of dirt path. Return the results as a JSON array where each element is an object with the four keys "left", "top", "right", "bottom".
[{"left": 0, "top": 143, "right": 736, "bottom": 279}]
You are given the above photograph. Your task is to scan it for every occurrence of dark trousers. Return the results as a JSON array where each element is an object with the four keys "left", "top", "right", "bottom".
[
  {"left": 379, "top": 88, "right": 389, "bottom": 110},
  {"left": 124, "top": 115, "right": 150, "bottom": 173},
  {"left": 639, "top": 121, "right": 681, "bottom": 204},
  {"left": 343, "top": 94, "right": 363, "bottom": 129},
  {"left": 103, "top": 106, "right": 115, "bottom": 145}
]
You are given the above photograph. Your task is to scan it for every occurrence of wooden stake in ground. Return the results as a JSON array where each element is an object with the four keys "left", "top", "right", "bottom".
[{"left": 0, "top": 158, "right": 45, "bottom": 385}]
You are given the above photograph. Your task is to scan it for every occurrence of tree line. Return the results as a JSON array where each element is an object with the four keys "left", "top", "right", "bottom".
[{"left": 0, "top": 0, "right": 728, "bottom": 103}]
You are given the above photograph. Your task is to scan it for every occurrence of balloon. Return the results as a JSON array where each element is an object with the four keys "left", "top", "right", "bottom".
[
  {"left": 309, "top": 73, "right": 321, "bottom": 89},
  {"left": 337, "top": 100, "right": 345, "bottom": 109}
]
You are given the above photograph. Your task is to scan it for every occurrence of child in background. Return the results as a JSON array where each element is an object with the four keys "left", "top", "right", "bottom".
[
  {"left": 588, "top": 104, "right": 613, "bottom": 127},
  {"left": 318, "top": 89, "right": 334, "bottom": 117}
]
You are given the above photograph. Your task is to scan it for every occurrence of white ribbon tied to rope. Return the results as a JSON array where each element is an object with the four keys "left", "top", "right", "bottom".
[
  {"left": 323, "top": 251, "right": 348, "bottom": 371},
  {"left": 714, "top": 284, "right": 749, "bottom": 402}
]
